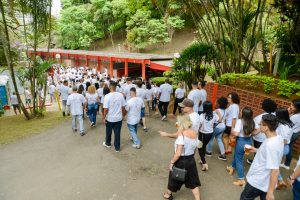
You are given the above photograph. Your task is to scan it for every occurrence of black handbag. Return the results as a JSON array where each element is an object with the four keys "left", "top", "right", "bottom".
[{"left": 171, "top": 134, "right": 187, "bottom": 182}]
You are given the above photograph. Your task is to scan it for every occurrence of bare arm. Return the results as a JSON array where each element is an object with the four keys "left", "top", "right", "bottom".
[
  {"left": 266, "top": 169, "right": 280, "bottom": 200},
  {"left": 159, "top": 130, "right": 181, "bottom": 138},
  {"left": 215, "top": 110, "right": 222, "bottom": 123},
  {"left": 169, "top": 145, "right": 183, "bottom": 170},
  {"left": 289, "top": 164, "right": 300, "bottom": 186}
]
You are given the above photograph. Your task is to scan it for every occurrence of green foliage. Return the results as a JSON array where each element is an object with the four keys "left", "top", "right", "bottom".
[
  {"left": 172, "top": 42, "right": 217, "bottom": 88},
  {"left": 219, "top": 73, "right": 300, "bottom": 98},
  {"left": 126, "top": 10, "right": 170, "bottom": 49},
  {"left": 151, "top": 77, "right": 173, "bottom": 85}
]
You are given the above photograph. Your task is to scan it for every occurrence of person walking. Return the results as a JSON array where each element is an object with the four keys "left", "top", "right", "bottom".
[
  {"left": 178, "top": 98, "right": 201, "bottom": 133},
  {"left": 102, "top": 81, "right": 126, "bottom": 152},
  {"left": 85, "top": 85, "right": 100, "bottom": 127},
  {"left": 247, "top": 98, "right": 277, "bottom": 164},
  {"left": 223, "top": 92, "right": 240, "bottom": 155},
  {"left": 60, "top": 80, "right": 71, "bottom": 116},
  {"left": 226, "top": 107, "right": 258, "bottom": 187},
  {"left": 198, "top": 101, "right": 219, "bottom": 171},
  {"left": 48, "top": 82, "right": 56, "bottom": 103},
  {"left": 136, "top": 80, "right": 148, "bottom": 132},
  {"left": 145, "top": 82, "right": 153, "bottom": 115},
  {"left": 152, "top": 83, "right": 160, "bottom": 112},
  {"left": 198, "top": 81, "right": 207, "bottom": 115},
  {"left": 275, "top": 108, "right": 294, "bottom": 189},
  {"left": 24, "top": 87, "right": 32, "bottom": 108},
  {"left": 188, "top": 81, "right": 201, "bottom": 114},
  {"left": 281, "top": 99, "right": 300, "bottom": 170},
  {"left": 288, "top": 156, "right": 300, "bottom": 200},
  {"left": 159, "top": 115, "right": 201, "bottom": 200},
  {"left": 240, "top": 114, "right": 284, "bottom": 200},
  {"left": 67, "top": 86, "right": 86, "bottom": 136},
  {"left": 125, "top": 87, "right": 145, "bottom": 149},
  {"left": 207, "top": 97, "right": 228, "bottom": 161},
  {"left": 10, "top": 92, "right": 21, "bottom": 115},
  {"left": 173, "top": 82, "right": 186, "bottom": 115},
  {"left": 123, "top": 77, "right": 136, "bottom": 101},
  {"left": 158, "top": 78, "right": 173, "bottom": 121}
]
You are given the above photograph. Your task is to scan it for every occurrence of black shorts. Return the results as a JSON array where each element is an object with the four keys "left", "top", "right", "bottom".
[
  {"left": 168, "top": 155, "right": 201, "bottom": 192},
  {"left": 13, "top": 104, "right": 19, "bottom": 110},
  {"left": 224, "top": 126, "right": 232, "bottom": 135}
]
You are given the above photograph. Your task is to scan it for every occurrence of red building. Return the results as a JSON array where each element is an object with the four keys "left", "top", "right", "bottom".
[{"left": 30, "top": 49, "right": 173, "bottom": 79}]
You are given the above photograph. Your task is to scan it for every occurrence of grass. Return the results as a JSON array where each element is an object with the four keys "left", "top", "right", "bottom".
[{"left": 0, "top": 111, "right": 69, "bottom": 145}]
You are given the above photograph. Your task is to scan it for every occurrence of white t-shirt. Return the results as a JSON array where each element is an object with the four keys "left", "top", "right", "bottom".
[
  {"left": 97, "top": 88, "right": 103, "bottom": 98},
  {"left": 199, "top": 113, "right": 219, "bottom": 134},
  {"left": 25, "top": 90, "right": 31, "bottom": 100},
  {"left": 60, "top": 85, "right": 71, "bottom": 101},
  {"left": 276, "top": 123, "right": 293, "bottom": 144},
  {"left": 199, "top": 89, "right": 207, "bottom": 112},
  {"left": 175, "top": 88, "right": 186, "bottom": 99},
  {"left": 67, "top": 93, "right": 86, "bottom": 115},
  {"left": 225, "top": 104, "right": 239, "bottom": 127},
  {"left": 246, "top": 135, "right": 284, "bottom": 192},
  {"left": 126, "top": 97, "right": 145, "bottom": 125},
  {"left": 214, "top": 109, "right": 226, "bottom": 129},
  {"left": 48, "top": 85, "right": 56, "bottom": 94},
  {"left": 234, "top": 119, "right": 258, "bottom": 138},
  {"left": 10, "top": 95, "right": 18, "bottom": 105},
  {"left": 86, "top": 93, "right": 98, "bottom": 105},
  {"left": 175, "top": 135, "right": 199, "bottom": 156},
  {"left": 188, "top": 89, "right": 201, "bottom": 113},
  {"left": 145, "top": 88, "right": 153, "bottom": 100},
  {"left": 291, "top": 113, "right": 300, "bottom": 133},
  {"left": 136, "top": 88, "right": 146, "bottom": 100},
  {"left": 103, "top": 92, "right": 126, "bottom": 122},
  {"left": 124, "top": 83, "right": 136, "bottom": 101},
  {"left": 159, "top": 83, "right": 173, "bottom": 102},
  {"left": 189, "top": 112, "right": 201, "bottom": 133}
]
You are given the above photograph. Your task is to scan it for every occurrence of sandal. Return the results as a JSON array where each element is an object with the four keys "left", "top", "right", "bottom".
[{"left": 163, "top": 192, "right": 173, "bottom": 200}]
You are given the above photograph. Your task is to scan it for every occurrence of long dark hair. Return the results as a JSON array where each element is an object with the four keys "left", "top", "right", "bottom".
[
  {"left": 292, "top": 99, "right": 300, "bottom": 113},
  {"left": 77, "top": 84, "right": 84, "bottom": 94},
  {"left": 276, "top": 108, "right": 294, "bottom": 128},
  {"left": 242, "top": 107, "right": 255, "bottom": 136},
  {"left": 203, "top": 101, "right": 213, "bottom": 121}
]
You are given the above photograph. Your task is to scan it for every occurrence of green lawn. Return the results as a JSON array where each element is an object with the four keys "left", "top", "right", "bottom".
[{"left": 0, "top": 112, "right": 69, "bottom": 145}]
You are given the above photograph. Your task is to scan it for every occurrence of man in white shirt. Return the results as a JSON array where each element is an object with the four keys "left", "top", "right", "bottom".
[
  {"left": 103, "top": 81, "right": 126, "bottom": 152},
  {"left": 10, "top": 92, "right": 21, "bottom": 115},
  {"left": 67, "top": 86, "right": 86, "bottom": 136},
  {"left": 123, "top": 77, "right": 136, "bottom": 101},
  {"left": 179, "top": 98, "right": 201, "bottom": 133},
  {"left": 125, "top": 87, "right": 145, "bottom": 149},
  {"left": 188, "top": 81, "right": 202, "bottom": 114},
  {"left": 136, "top": 80, "right": 148, "bottom": 132},
  {"left": 60, "top": 80, "right": 71, "bottom": 116},
  {"left": 24, "top": 88, "right": 32, "bottom": 108},
  {"left": 240, "top": 114, "right": 284, "bottom": 200},
  {"left": 158, "top": 78, "right": 173, "bottom": 121},
  {"left": 48, "top": 83, "right": 56, "bottom": 103},
  {"left": 198, "top": 81, "right": 207, "bottom": 114}
]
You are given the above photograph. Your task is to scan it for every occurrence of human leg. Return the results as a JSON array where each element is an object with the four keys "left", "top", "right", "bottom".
[
  {"left": 127, "top": 124, "right": 140, "bottom": 145},
  {"left": 235, "top": 138, "right": 251, "bottom": 180},
  {"left": 72, "top": 115, "right": 77, "bottom": 130},
  {"left": 78, "top": 114, "right": 85, "bottom": 134},
  {"left": 284, "top": 132, "right": 299, "bottom": 166},
  {"left": 173, "top": 98, "right": 179, "bottom": 115},
  {"left": 158, "top": 101, "right": 164, "bottom": 117},
  {"left": 164, "top": 102, "right": 169, "bottom": 117},
  {"left": 293, "top": 179, "right": 300, "bottom": 200},
  {"left": 191, "top": 187, "right": 201, "bottom": 200},
  {"left": 105, "top": 121, "right": 113, "bottom": 146},
  {"left": 240, "top": 183, "right": 266, "bottom": 200},
  {"left": 113, "top": 121, "right": 122, "bottom": 151},
  {"left": 198, "top": 133, "right": 213, "bottom": 165}
]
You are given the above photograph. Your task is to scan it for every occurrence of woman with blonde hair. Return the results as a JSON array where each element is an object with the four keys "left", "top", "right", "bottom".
[
  {"left": 159, "top": 115, "right": 201, "bottom": 200},
  {"left": 85, "top": 85, "right": 100, "bottom": 127}
]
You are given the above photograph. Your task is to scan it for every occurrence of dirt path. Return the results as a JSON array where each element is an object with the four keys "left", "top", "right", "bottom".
[{"left": 0, "top": 115, "right": 293, "bottom": 200}]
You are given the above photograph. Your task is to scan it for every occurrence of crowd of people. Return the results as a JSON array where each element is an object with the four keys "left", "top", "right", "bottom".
[{"left": 11, "top": 65, "right": 300, "bottom": 200}]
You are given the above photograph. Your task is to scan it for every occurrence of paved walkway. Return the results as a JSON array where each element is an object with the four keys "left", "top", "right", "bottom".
[{"left": 0, "top": 115, "right": 293, "bottom": 200}]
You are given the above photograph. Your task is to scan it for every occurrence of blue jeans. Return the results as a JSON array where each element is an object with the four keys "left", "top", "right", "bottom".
[
  {"left": 285, "top": 132, "right": 299, "bottom": 166},
  {"left": 293, "top": 179, "right": 300, "bottom": 200},
  {"left": 105, "top": 121, "right": 122, "bottom": 151},
  {"left": 232, "top": 137, "right": 252, "bottom": 179},
  {"left": 278, "top": 144, "right": 290, "bottom": 181},
  {"left": 72, "top": 114, "right": 84, "bottom": 133},
  {"left": 88, "top": 104, "right": 98, "bottom": 124},
  {"left": 127, "top": 123, "right": 140, "bottom": 145},
  {"left": 207, "top": 126, "right": 226, "bottom": 155}
]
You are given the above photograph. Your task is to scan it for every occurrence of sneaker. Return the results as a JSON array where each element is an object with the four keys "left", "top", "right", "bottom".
[
  {"left": 280, "top": 163, "right": 290, "bottom": 170},
  {"left": 246, "top": 159, "right": 253, "bottom": 165},
  {"left": 143, "top": 128, "right": 148, "bottom": 132},
  {"left": 206, "top": 151, "right": 212, "bottom": 157},
  {"left": 90, "top": 122, "right": 94, "bottom": 127},
  {"left": 130, "top": 137, "right": 133, "bottom": 141},
  {"left": 132, "top": 144, "right": 141, "bottom": 149},
  {"left": 218, "top": 155, "right": 227, "bottom": 161},
  {"left": 80, "top": 132, "right": 85, "bottom": 136},
  {"left": 115, "top": 150, "right": 120, "bottom": 153},
  {"left": 161, "top": 115, "right": 167, "bottom": 121},
  {"left": 102, "top": 142, "right": 112, "bottom": 148}
]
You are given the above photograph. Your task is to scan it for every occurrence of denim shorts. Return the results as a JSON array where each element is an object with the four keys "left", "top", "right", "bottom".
[{"left": 140, "top": 107, "right": 145, "bottom": 118}]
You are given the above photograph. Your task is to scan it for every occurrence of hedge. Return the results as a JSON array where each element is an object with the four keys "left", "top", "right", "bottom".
[{"left": 218, "top": 73, "right": 300, "bottom": 98}]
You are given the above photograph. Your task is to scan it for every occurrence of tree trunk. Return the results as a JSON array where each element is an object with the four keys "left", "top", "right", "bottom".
[{"left": 0, "top": 0, "right": 30, "bottom": 119}]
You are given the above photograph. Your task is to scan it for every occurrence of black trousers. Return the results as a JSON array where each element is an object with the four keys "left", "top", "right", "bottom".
[
  {"left": 198, "top": 132, "right": 213, "bottom": 164},
  {"left": 158, "top": 101, "right": 169, "bottom": 117},
  {"left": 240, "top": 183, "right": 266, "bottom": 200},
  {"left": 173, "top": 97, "right": 184, "bottom": 115}
]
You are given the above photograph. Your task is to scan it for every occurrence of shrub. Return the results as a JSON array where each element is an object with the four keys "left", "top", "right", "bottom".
[
  {"left": 218, "top": 73, "right": 300, "bottom": 98},
  {"left": 151, "top": 77, "right": 174, "bottom": 85}
]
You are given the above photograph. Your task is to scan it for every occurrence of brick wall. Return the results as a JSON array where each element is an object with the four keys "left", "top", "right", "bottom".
[{"left": 206, "top": 82, "right": 300, "bottom": 153}]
